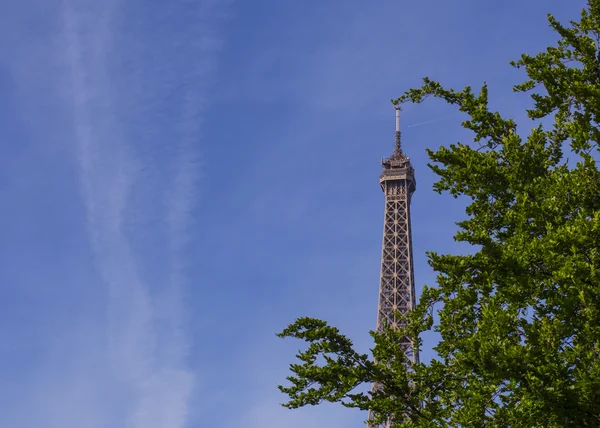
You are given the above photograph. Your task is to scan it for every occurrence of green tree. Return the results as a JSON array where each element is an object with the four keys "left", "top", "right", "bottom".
[{"left": 277, "top": 2, "right": 600, "bottom": 426}]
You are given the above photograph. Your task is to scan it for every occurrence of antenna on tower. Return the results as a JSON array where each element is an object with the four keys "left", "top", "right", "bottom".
[{"left": 394, "top": 105, "right": 402, "bottom": 153}]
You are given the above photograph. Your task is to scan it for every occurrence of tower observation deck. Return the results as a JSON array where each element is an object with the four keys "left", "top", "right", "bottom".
[{"left": 368, "top": 106, "right": 419, "bottom": 427}]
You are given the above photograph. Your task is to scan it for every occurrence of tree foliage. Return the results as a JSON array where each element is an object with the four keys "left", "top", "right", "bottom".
[{"left": 277, "top": 2, "right": 600, "bottom": 426}]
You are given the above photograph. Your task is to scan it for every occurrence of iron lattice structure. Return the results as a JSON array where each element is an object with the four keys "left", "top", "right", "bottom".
[{"left": 368, "top": 107, "right": 418, "bottom": 428}]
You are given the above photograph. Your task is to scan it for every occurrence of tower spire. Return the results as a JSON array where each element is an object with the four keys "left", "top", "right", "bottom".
[{"left": 394, "top": 105, "right": 402, "bottom": 154}]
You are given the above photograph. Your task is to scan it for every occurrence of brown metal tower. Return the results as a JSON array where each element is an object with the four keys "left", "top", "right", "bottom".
[{"left": 368, "top": 106, "right": 418, "bottom": 427}]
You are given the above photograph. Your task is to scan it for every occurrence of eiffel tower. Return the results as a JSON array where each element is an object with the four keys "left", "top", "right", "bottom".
[{"left": 367, "top": 106, "right": 419, "bottom": 427}]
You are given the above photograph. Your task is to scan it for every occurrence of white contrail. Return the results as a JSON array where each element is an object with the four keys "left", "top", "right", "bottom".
[
  {"left": 406, "top": 115, "right": 452, "bottom": 128},
  {"left": 62, "top": 0, "right": 157, "bottom": 390},
  {"left": 61, "top": 1, "right": 228, "bottom": 427}
]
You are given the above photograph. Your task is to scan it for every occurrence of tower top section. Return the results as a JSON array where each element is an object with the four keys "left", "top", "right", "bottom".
[{"left": 380, "top": 105, "right": 416, "bottom": 192}]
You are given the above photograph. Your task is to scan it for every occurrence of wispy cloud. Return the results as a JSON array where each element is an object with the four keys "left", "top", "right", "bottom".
[{"left": 53, "top": 0, "right": 226, "bottom": 426}]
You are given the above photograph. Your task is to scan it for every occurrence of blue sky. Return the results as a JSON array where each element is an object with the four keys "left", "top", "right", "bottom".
[{"left": 0, "top": 0, "right": 586, "bottom": 427}]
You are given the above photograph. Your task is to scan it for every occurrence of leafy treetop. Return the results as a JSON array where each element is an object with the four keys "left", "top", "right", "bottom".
[{"left": 278, "top": 2, "right": 600, "bottom": 427}]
